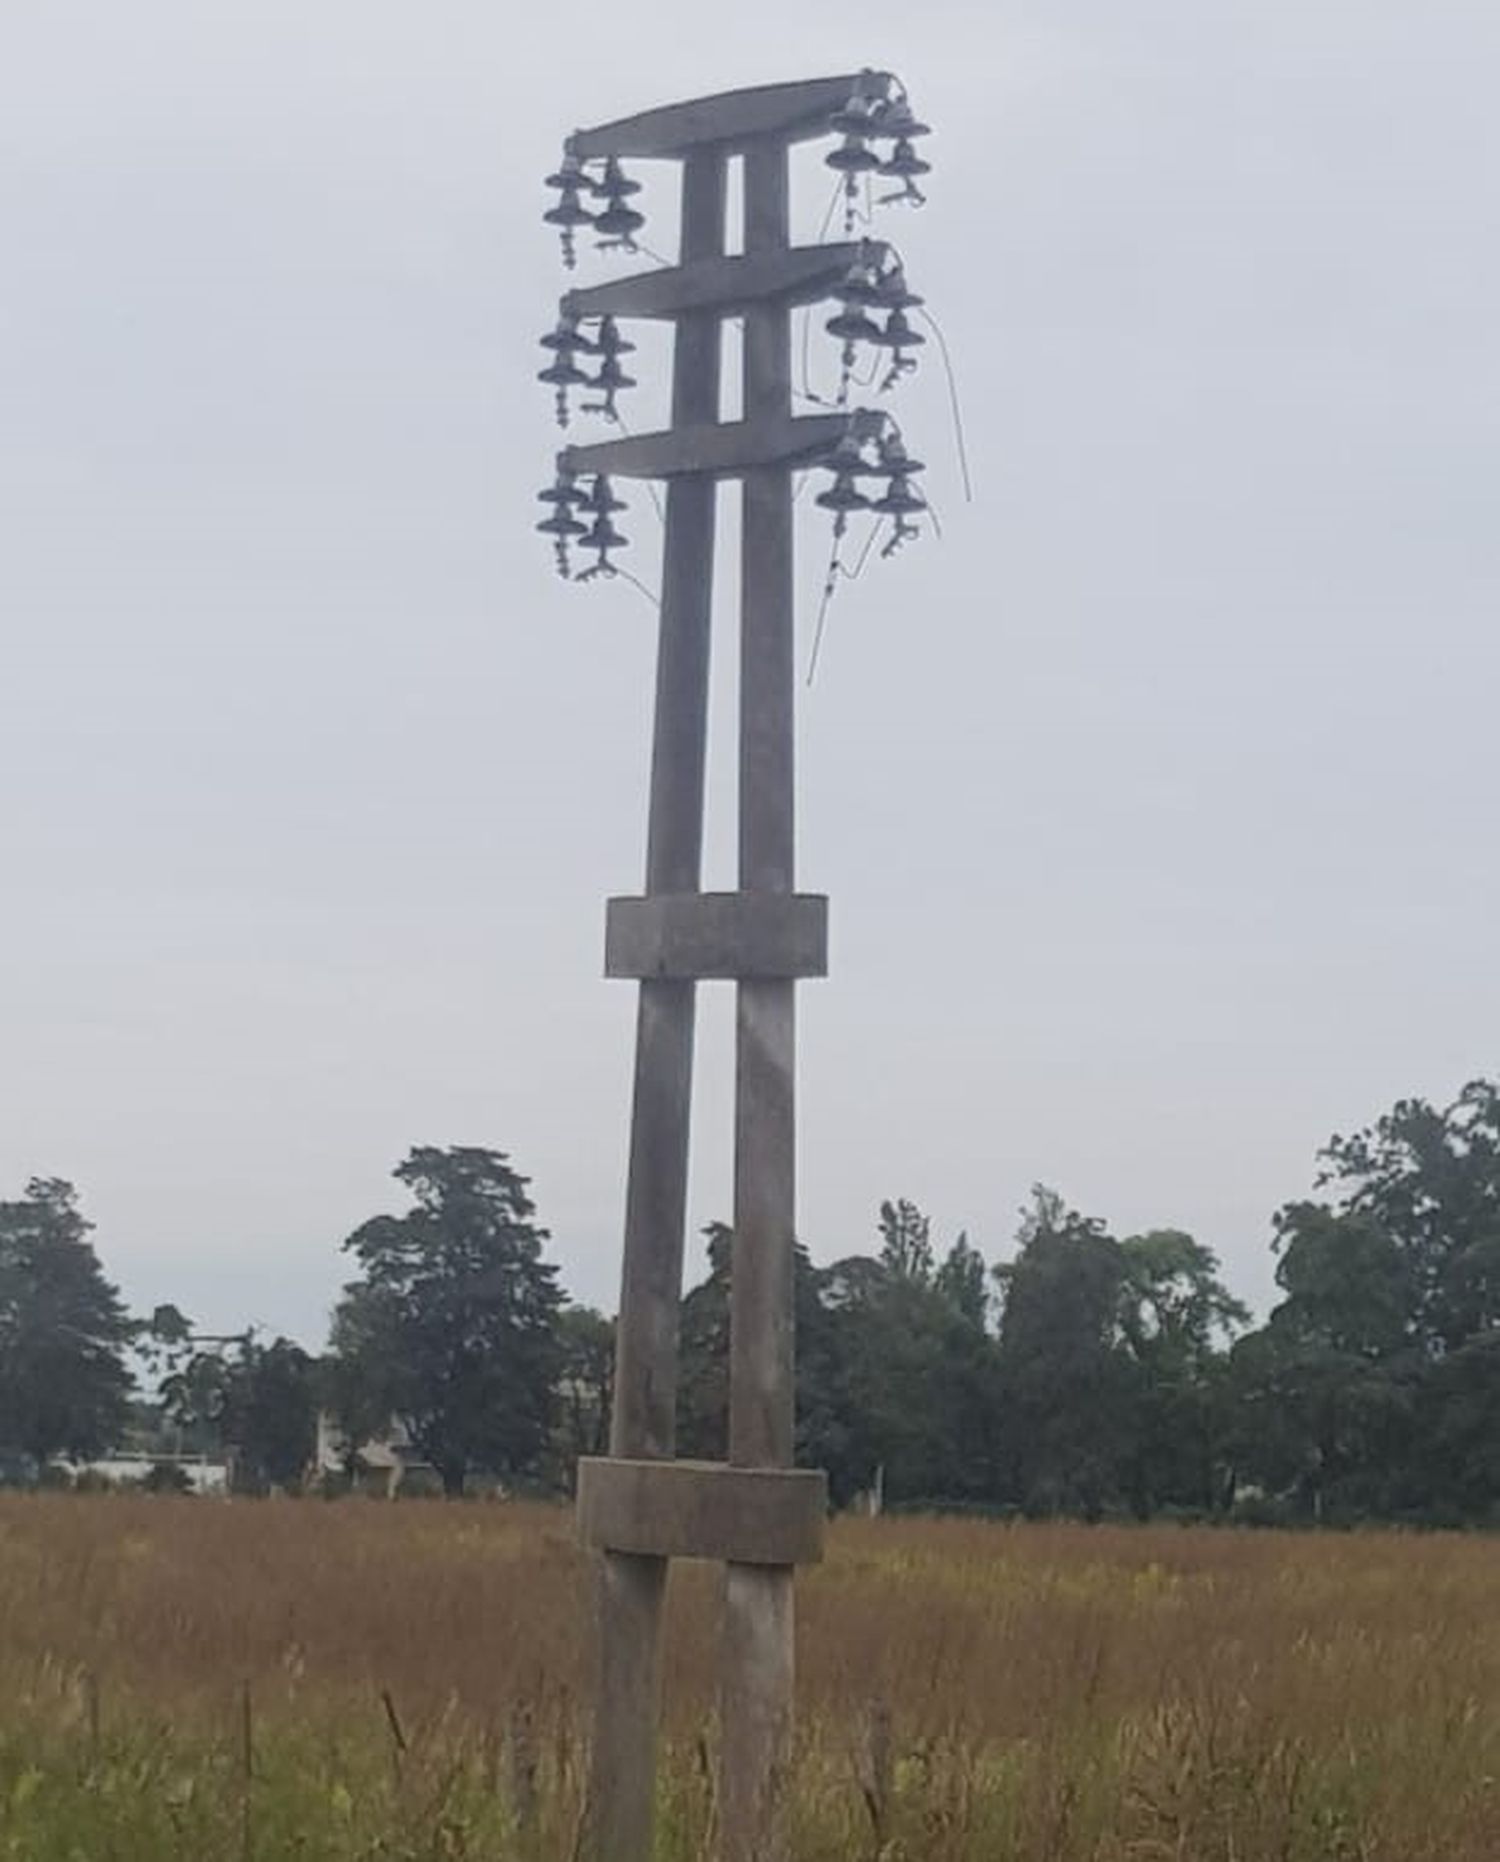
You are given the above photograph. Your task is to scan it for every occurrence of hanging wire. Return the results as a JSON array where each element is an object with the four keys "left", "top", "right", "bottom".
[
  {"left": 806, "top": 517, "right": 885, "bottom": 686},
  {"left": 797, "top": 303, "right": 832, "bottom": 408},
  {"left": 608, "top": 407, "right": 665, "bottom": 525},
  {"left": 916, "top": 304, "right": 974, "bottom": 503},
  {"left": 577, "top": 561, "right": 660, "bottom": 607},
  {"left": 794, "top": 176, "right": 854, "bottom": 409},
  {"left": 846, "top": 515, "right": 887, "bottom": 579},
  {"left": 613, "top": 566, "right": 661, "bottom": 608},
  {"left": 850, "top": 347, "right": 885, "bottom": 390},
  {"left": 816, "top": 174, "right": 845, "bottom": 243}
]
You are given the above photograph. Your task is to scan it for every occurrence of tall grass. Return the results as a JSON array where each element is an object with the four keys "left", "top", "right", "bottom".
[{"left": 0, "top": 1497, "right": 1495, "bottom": 1857}]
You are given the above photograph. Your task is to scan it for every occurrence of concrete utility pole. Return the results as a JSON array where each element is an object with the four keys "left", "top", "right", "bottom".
[{"left": 537, "top": 70, "right": 931, "bottom": 1862}]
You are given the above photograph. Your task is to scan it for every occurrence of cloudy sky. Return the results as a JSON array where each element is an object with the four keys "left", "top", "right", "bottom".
[{"left": 3, "top": 1, "right": 1496, "bottom": 1344}]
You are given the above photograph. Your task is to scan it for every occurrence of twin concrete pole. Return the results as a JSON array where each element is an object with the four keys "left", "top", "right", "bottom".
[
  {"left": 724, "top": 137, "right": 799, "bottom": 1859},
  {"left": 555, "top": 73, "right": 904, "bottom": 1862},
  {"left": 582, "top": 147, "right": 728, "bottom": 1862}
]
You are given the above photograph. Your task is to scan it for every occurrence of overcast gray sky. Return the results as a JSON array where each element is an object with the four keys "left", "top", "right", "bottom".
[{"left": 3, "top": 1, "right": 1496, "bottom": 1345}]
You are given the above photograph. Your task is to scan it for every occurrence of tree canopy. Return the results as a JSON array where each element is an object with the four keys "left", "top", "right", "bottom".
[
  {"left": 330, "top": 1146, "right": 565, "bottom": 1496},
  {"left": 4, "top": 1080, "right": 1498, "bottom": 1525},
  {"left": 0, "top": 1180, "right": 132, "bottom": 1467}
]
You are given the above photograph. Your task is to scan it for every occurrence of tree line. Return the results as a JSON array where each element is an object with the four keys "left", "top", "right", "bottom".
[{"left": 2, "top": 1081, "right": 1497, "bottom": 1525}]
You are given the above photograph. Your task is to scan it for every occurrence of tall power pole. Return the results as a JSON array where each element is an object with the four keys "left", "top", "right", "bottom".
[{"left": 536, "top": 71, "right": 932, "bottom": 1862}]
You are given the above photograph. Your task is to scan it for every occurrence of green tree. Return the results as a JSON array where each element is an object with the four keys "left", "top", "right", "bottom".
[
  {"left": 1116, "top": 1230, "right": 1248, "bottom": 1515},
  {"left": 674, "top": 1227, "right": 853, "bottom": 1481},
  {"left": 1231, "top": 1081, "right": 1500, "bottom": 1521},
  {"left": 1230, "top": 1203, "right": 1424, "bottom": 1518},
  {"left": 557, "top": 1305, "right": 614, "bottom": 1482},
  {"left": 676, "top": 1223, "right": 732, "bottom": 1460},
  {"left": 795, "top": 1243, "right": 869, "bottom": 1503},
  {"left": 160, "top": 1332, "right": 319, "bottom": 1491},
  {"left": 0, "top": 1179, "right": 132, "bottom": 1469},
  {"left": 1227, "top": 1318, "right": 1416, "bottom": 1519},
  {"left": 823, "top": 1203, "right": 1000, "bottom": 1507},
  {"left": 1416, "top": 1333, "right": 1500, "bottom": 1520},
  {"left": 934, "top": 1231, "right": 989, "bottom": 1329},
  {"left": 230, "top": 1338, "right": 319, "bottom": 1490},
  {"left": 1315, "top": 1080, "right": 1500, "bottom": 1353},
  {"left": 329, "top": 1147, "right": 564, "bottom": 1496},
  {"left": 1270, "top": 1205, "right": 1415, "bottom": 1360},
  {"left": 671, "top": 1219, "right": 965, "bottom": 1508},
  {"left": 993, "top": 1187, "right": 1132, "bottom": 1518},
  {"left": 878, "top": 1198, "right": 934, "bottom": 1284}
]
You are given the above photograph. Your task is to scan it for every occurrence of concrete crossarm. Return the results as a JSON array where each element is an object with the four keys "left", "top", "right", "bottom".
[
  {"left": 577, "top": 1458, "right": 827, "bottom": 1566},
  {"left": 560, "top": 409, "right": 882, "bottom": 482},
  {"left": 563, "top": 242, "right": 887, "bottom": 324},
  {"left": 605, "top": 892, "right": 828, "bottom": 981},
  {"left": 569, "top": 72, "right": 893, "bottom": 161}
]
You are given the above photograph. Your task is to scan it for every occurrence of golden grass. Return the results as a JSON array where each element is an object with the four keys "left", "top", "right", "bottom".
[{"left": 0, "top": 1496, "right": 1496, "bottom": 1858}]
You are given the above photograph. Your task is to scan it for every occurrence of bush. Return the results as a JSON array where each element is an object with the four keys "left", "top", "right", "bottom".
[{"left": 140, "top": 1461, "right": 193, "bottom": 1496}]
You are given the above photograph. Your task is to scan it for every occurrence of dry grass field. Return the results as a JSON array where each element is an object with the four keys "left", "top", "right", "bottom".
[{"left": 0, "top": 1497, "right": 1496, "bottom": 1859}]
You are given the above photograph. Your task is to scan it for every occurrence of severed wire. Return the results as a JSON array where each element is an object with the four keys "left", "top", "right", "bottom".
[
  {"left": 805, "top": 516, "right": 886, "bottom": 686},
  {"left": 797, "top": 305, "right": 831, "bottom": 408},
  {"left": 916, "top": 304, "right": 974, "bottom": 504},
  {"left": 576, "top": 561, "right": 660, "bottom": 608},
  {"left": 569, "top": 400, "right": 663, "bottom": 597},
  {"left": 607, "top": 406, "right": 665, "bottom": 524},
  {"left": 871, "top": 234, "right": 974, "bottom": 506},
  {"left": 796, "top": 177, "right": 852, "bottom": 409},
  {"left": 613, "top": 565, "right": 661, "bottom": 608},
  {"left": 816, "top": 174, "right": 845, "bottom": 244}
]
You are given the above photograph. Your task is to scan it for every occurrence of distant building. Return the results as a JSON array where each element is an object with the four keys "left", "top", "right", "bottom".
[
  {"left": 312, "top": 1411, "right": 434, "bottom": 1497},
  {"left": 59, "top": 1454, "right": 229, "bottom": 1495}
]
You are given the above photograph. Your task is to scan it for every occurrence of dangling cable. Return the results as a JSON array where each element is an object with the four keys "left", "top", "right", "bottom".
[
  {"left": 815, "top": 175, "right": 845, "bottom": 244},
  {"left": 806, "top": 549, "right": 841, "bottom": 688},
  {"left": 797, "top": 303, "right": 832, "bottom": 408},
  {"left": 917, "top": 305, "right": 974, "bottom": 504},
  {"left": 578, "top": 559, "right": 659, "bottom": 608},
  {"left": 796, "top": 177, "right": 851, "bottom": 407},
  {"left": 806, "top": 517, "right": 885, "bottom": 686},
  {"left": 613, "top": 566, "right": 661, "bottom": 609},
  {"left": 608, "top": 408, "right": 665, "bottom": 526}
]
